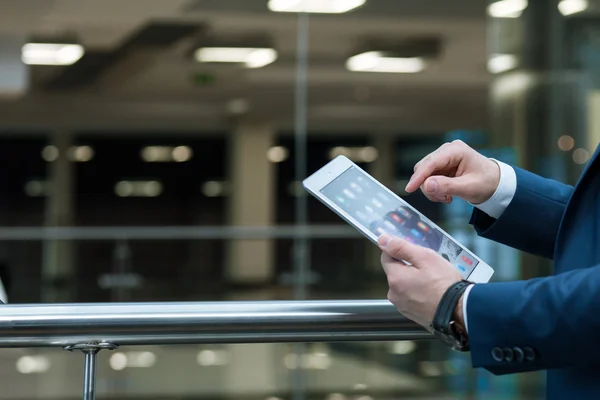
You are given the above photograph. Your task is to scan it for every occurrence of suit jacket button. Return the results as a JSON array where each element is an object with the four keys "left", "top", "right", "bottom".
[
  {"left": 513, "top": 347, "right": 525, "bottom": 363},
  {"left": 523, "top": 346, "right": 536, "bottom": 361},
  {"left": 503, "top": 347, "right": 514, "bottom": 362},
  {"left": 491, "top": 347, "right": 504, "bottom": 362}
]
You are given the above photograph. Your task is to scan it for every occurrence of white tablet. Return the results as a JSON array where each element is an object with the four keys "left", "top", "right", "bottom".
[{"left": 303, "top": 155, "right": 494, "bottom": 283}]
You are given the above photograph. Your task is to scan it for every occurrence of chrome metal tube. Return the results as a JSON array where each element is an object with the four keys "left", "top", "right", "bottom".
[
  {"left": 83, "top": 349, "right": 97, "bottom": 400},
  {"left": 0, "top": 300, "right": 429, "bottom": 348}
]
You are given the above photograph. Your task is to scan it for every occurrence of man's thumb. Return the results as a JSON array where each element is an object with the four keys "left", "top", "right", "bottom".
[
  {"left": 378, "top": 235, "right": 428, "bottom": 267},
  {"left": 423, "top": 175, "right": 470, "bottom": 199}
]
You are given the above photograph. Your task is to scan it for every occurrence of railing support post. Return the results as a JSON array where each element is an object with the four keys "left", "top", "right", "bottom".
[{"left": 64, "top": 343, "right": 118, "bottom": 400}]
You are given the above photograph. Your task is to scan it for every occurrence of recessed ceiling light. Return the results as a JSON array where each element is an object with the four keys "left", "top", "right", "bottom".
[
  {"left": 488, "top": 0, "right": 528, "bottom": 18},
  {"left": 202, "top": 181, "right": 228, "bottom": 197},
  {"left": 41, "top": 145, "right": 59, "bottom": 162},
  {"left": 488, "top": 54, "right": 518, "bottom": 74},
  {"left": 558, "top": 0, "right": 587, "bottom": 16},
  {"left": 266, "top": 146, "right": 289, "bottom": 163},
  {"left": 69, "top": 146, "right": 94, "bottom": 162},
  {"left": 16, "top": 355, "right": 50, "bottom": 374},
  {"left": 329, "top": 146, "right": 378, "bottom": 162},
  {"left": 172, "top": 146, "right": 193, "bottom": 162},
  {"left": 115, "top": 181, "right": 163, "bottom": 197},
  {"left": 22, "top": 43, "right": 84, "bottom": 66},
  {"left": 141, "top": 146, "right": 192, "bottom": 162},
  {"left": 346, "top": 52, "right": 426, "bottom": 73},
  {"left": 268, "top": 0, "right": 366, "bottom": 13},
  {"left": 194, "top": 47, "right": 277, "bottom": 68}
]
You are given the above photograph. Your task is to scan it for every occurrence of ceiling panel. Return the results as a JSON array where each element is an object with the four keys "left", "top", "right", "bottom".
[{"left": 0, "top": 0, "right": 490, "bottom": 132}]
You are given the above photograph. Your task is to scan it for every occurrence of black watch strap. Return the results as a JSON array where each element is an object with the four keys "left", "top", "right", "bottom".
[{"left": 431, "top": 280, "right": 471, "bottom": 351}]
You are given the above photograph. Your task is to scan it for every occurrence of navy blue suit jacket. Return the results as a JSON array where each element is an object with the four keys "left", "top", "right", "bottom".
[{"left": 468, "top": 147, "right": 600, "bottom": 399}]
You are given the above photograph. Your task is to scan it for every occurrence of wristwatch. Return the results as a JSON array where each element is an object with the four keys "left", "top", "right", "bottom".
[{"left": 430, "top": 280, "right": 472, "bottom": 352}]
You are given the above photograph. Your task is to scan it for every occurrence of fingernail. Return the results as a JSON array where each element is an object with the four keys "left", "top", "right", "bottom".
[
  {"left": 378, "top": 234, "right": 393, "bottom": 248},
  {"left": 425, "top": 179, "right": 438, "bottom": 194},
  {"left": 405, "top": 178, "right": 412, "bottom": 191}
]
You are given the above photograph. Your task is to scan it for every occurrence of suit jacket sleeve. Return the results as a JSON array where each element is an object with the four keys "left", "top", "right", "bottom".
[
  {"left": 469, "top": 166, "right": 573, "bottom": 260},
  {"left": 468, "top": 265, "right": 600, "bottom": 374}
]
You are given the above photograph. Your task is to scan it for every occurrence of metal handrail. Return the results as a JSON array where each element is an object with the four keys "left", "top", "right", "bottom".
[
  {"left": 0, "top": 300, "right": 429, "bottom": 400},
  {"left": 0, "top": 300, "right": 427, "bottom": 347}
]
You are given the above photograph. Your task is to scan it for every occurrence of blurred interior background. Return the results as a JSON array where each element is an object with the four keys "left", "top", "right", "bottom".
[{"left": 0, "top": 0, "right": 597, "bottom": 399}]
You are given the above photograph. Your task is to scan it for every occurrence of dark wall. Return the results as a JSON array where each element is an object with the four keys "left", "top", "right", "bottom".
[{"left": 0, "top": 133, "right": 446, "bottom": 302}]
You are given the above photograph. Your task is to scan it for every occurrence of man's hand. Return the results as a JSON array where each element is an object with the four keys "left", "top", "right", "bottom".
[
  {"left": 406, "top": 140, "right": 500, "bottom": 205},
  {"left": 378, "top": 234, "right": 463, "bottom": 329}
]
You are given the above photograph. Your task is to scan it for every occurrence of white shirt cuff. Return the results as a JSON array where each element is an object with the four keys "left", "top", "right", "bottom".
[
  {"left": 462, "top": 284, "right": 474, "bottom": 333},
  {"left": 470, "top": 159, "right": 517, "bottom": 220}
]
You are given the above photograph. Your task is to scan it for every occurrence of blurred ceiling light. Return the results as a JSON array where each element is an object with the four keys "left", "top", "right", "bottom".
[
  {"left": 202, "top": 181, "right": 228, "bottom": 197},
  {"left": 195, "top": 47, "right": 277, "bottom": 68},
  {"left": 141, "top": 146, "right": 192, "bottom": 162},
  {"left": 358, "top": 146, "right": 378, "bottom": 162},
  {"left": 558, "top": 0, "right": 588, "bottom": 16},
  {"left": 141, "top": 146, "right": 171, "bottom": 162},
  {"left": 329, "top": 146, "right": 378, "bottom": 162},
  {"left": 488, "top": 0, "right": 528, "bottom": 18},
  {"left": 24, "top": 180, "right": 47, "bottom": 197},
  {"left": 267, "top": 146, "right": 289, "bottom": 163},
  {"left": 109, "top": 351, "right": 155, "bottom": 370},
  {"left": 488, "top": 54, "right": 518, "bottom": 74},
  {"left": 115, "top": 181, "right": 163, "bottom": 197},
  {"left": 557, "top": 135, "right": 575, "bottom": 151},
  {"left": 268, "top": 0, "right": 366, "bottom": 13},
  {"left": 172, "top": 146, "right": 193, "bottom": 162},
  {"left": 352, "top": 383, "right": 368, "bottom": 391},
  {"left": 347, "top": 52, "right": 425, "bottom": 73},
  {"left": 115, "top": 181, "right": 133, "bottom": 197},
  {"left": 109, "top": 352, "right": 127, "bottom": 371},
  {"left": 283, "top": 352, "right": 331, "bottom": 370},
  {"left": 573, "top": 148, "right": 590, "bottom": 164},
  {"left": 283, "top": 353, "right": 298, "bottom": 369},
  {"left": 43, "top": 145, "right": 94, "bottom": 162},
  {"left": 41, "top": 145, "right": 59, "bottom": 162},
  {"left": 329, "top": 146, "right": 352, "bottom": 158},
  {"left": 126, "top": 351, "right": 156, "bottom": 368},
  {"left": 22, "top": 43, "right": 84, "bottom": 66},
  {"left": 197, "top": 349, "right": 230, "bottom": 366},
  {"left": 493, "top": 72, "right": 532, "bottom": 98},
  {"left": 309, "top": 352, "right": 332, "bottom": 369},
  {"left": 69, "top": 145, "right": 94, "bottom": 162},
  {"left": 390, "top": 340, "right": 416, "bottom": 355},
  {"left": 143, "top": 181, "right": 162, "bottom": 197},
  {"left": 16, "top": 355, "right": 50, "bottom": 374}
]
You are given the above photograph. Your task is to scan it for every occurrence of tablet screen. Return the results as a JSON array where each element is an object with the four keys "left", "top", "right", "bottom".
[{"left": 320, "top": 165, "right": 479, "bottom": 277}]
